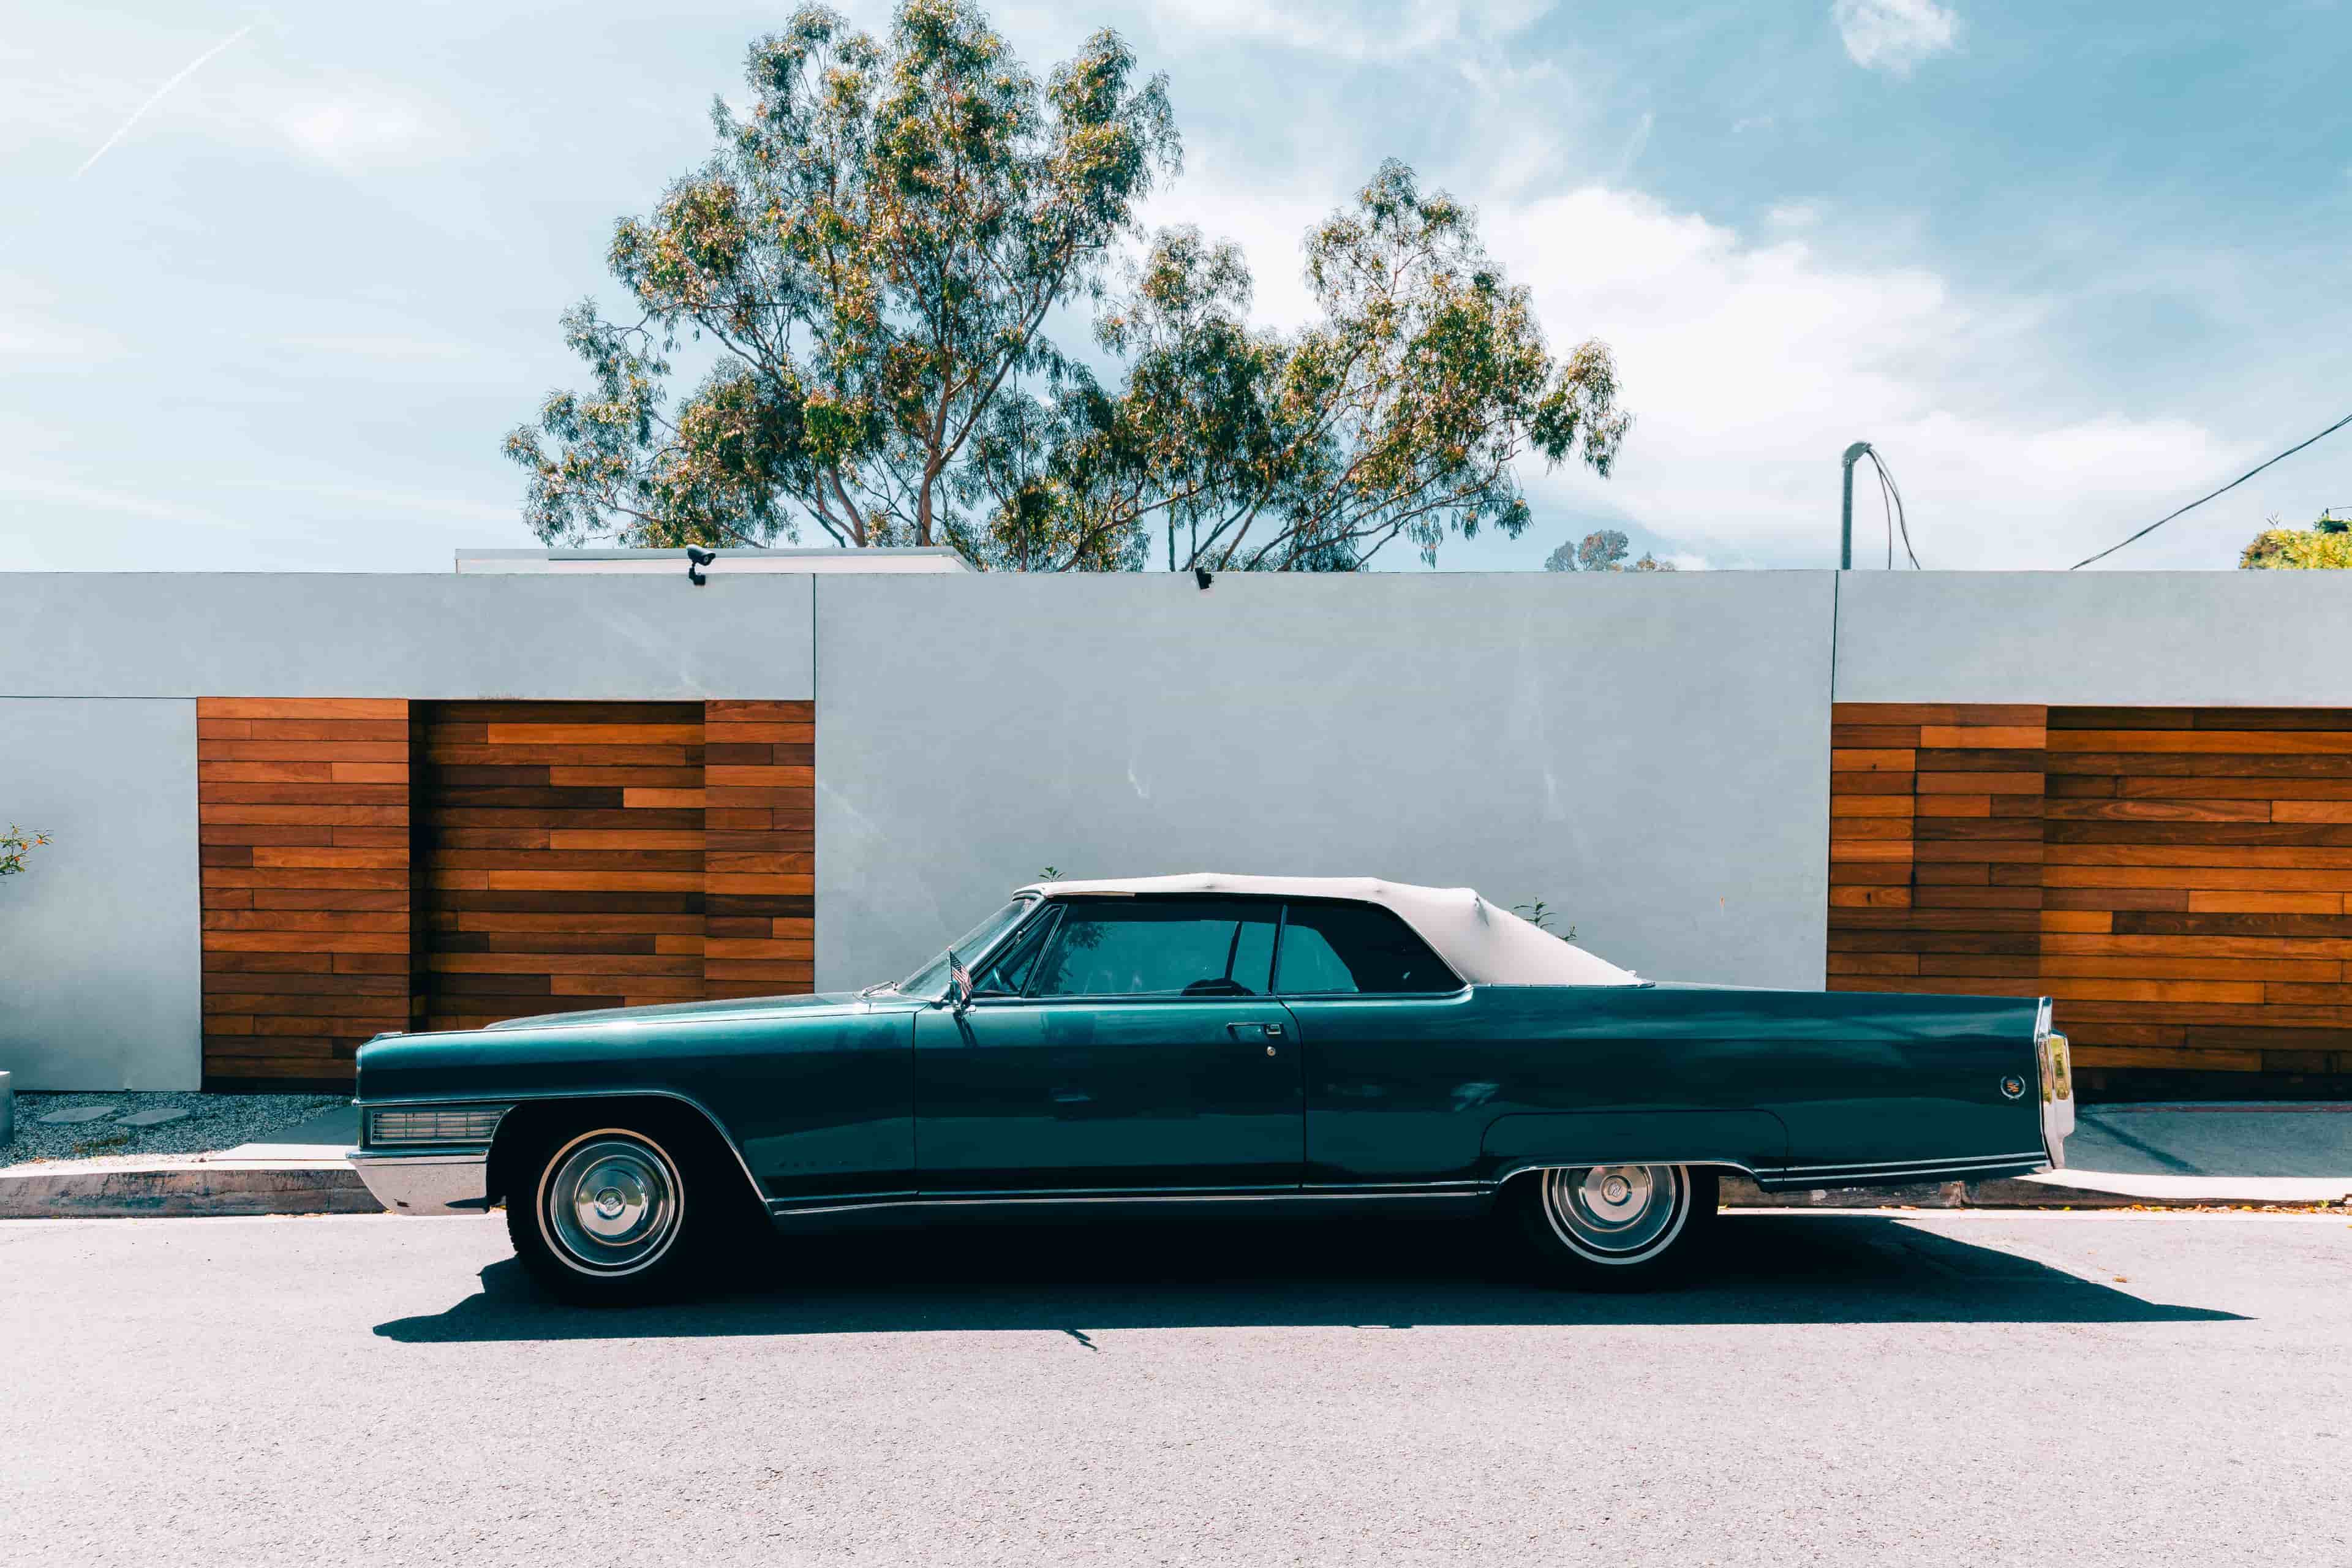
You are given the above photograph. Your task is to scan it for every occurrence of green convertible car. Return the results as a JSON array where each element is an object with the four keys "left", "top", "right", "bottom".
[{"left": 350, "top": 874, "right": 2075, "bottom": 1303}]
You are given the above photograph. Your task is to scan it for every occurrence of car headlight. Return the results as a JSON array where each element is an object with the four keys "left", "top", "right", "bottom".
[{"left": 364, "top": 1105, "right": 510, "bottom": 1148}]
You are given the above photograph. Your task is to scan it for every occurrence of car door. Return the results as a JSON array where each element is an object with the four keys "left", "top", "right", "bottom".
[
  {"left": 1276, "top": 897, "right": 1493, "bottom": 1188},
  {"left": 913, "top": 896, "right": 1305, "bottom": 1196}
]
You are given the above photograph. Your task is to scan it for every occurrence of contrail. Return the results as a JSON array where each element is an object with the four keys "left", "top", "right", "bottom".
[{"left": 72, "top": 22, "right": 255, "bottom": 179}]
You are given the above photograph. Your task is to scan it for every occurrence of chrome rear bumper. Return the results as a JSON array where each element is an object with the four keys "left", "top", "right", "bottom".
[
  {"left": 2040, "top": 1031, "right": 2076, "bottom": 1168},
  {"left": 348, "top": 1149, "right": 491, "bottom": 1215}
]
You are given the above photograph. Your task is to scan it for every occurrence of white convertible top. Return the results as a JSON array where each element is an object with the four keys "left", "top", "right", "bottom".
[{"left": 1012, "top": 873, "right": 1640, "bottom": 987}]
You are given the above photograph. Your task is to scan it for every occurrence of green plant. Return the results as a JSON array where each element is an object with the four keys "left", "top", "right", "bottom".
[
  {"left": 1036, "top": 865, "right": 1063, "bottom": 882},
  {"left": 0, "top": 824, "right": 49, "bottom": 878},
  {"left": 1511, "top": 899, "right": 1575, "bottom": 940},
  {"left": 2241, "top": 510, "right": 2352, "bottom": 569}
]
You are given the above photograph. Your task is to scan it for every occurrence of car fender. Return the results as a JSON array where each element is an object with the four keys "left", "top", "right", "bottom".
[{"left": 1479, "top": 1108, "right": 1790, "bottom": 1186}]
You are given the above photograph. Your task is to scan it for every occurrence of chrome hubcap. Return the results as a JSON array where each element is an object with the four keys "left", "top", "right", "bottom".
[
  {"left": 543, "top": 1134, "right": 682, "bottom": 1275},
  {"left": 1541, "top": 1163, "right": 1687, "bottom": 1262}
]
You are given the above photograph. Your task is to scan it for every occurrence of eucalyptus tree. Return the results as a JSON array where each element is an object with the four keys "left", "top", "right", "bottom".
[
  {"left": 963, "top": 162, "right": 1633, "bottom": 571},
  {"left": 508, "top": 5, "right": 1632, "bottom": 571},
  {"left": 505, "top": 0, "right": 1178, "bottom": 550}
]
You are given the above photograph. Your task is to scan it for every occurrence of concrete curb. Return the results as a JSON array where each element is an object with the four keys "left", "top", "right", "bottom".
[{"left": 0, "top": 1163, "right": 381, "bottom": 1219}]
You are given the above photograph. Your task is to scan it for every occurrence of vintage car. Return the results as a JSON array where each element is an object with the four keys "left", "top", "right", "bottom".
[{"left": 351, "top": 874, "right": 2074, "bottom": 1303}]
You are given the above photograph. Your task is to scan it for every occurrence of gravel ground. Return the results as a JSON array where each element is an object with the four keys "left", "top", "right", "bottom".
[{"left": 1, "top": 1091, "right": 344, "bottom": 1169}]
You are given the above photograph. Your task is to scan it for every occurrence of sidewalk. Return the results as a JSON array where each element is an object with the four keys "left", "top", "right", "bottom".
[{"left": 4, "top": 1100, "right": 2348, "bottom": 1218}]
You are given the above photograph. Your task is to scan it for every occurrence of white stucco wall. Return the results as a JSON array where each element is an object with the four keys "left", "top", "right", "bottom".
[
  {"left": 0, "top": 699, "right": 202, "bottom": 1090},
  {"left": 1834, "top": 572, "right": 2352, "bottom": 704},
  {"left": 814, "top": 570, "right": 1839, "bottom": 994}
]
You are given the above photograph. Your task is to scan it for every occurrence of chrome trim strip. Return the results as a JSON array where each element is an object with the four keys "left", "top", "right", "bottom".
[
  {"left": 1767, "top": 1155, "right": 2049, "bottom": 1187},
  {"left": 1782, "top": 1152, "right": 2046, "bottom": 1176},
  {"left": 765, "top": 1187, "right": 1487, "bottom": 1217}
]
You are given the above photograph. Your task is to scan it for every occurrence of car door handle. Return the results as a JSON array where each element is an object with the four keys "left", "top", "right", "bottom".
[{"left": 1226, "top": 1022, "right": 1284, "bottom": 1040}]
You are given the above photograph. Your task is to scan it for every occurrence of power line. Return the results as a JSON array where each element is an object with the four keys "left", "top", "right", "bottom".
[
  {"left": 2068, "top": 410, "right": 2352, "bottom": 570},
  {"left": 1867, "top": 448, "right": 1920, "bottom": 568}
]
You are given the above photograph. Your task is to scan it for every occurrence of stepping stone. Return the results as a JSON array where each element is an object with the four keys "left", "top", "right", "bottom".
[
  {"left": 119, "top": 1108, "right": 189, "bottom": 1128},
  {"left": 38, "top": 1106, "right": 117, "bottom": 1125}
]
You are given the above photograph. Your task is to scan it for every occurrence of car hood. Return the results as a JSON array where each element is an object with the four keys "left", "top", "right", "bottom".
[{"left": 479, "top": 990, "right": 880, "bottom": 1030}]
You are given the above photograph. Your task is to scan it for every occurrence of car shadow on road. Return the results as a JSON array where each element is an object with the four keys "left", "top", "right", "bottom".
[{"left": 374, "top": 1212, "right": 2242, "bottom": 1343}]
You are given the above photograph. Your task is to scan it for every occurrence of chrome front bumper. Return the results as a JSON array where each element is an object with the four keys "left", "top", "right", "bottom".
[{"left": 348, "top": 1148, "right": 491, "bottom": 1215}]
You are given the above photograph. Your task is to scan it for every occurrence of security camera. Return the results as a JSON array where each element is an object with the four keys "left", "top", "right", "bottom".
[{"left": 686, "top": 546, "right": 717, "bottom": 586}]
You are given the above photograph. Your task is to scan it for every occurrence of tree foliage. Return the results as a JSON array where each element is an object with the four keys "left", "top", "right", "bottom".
[
  {"left": 507, "top": 2, "right": 1629, "bottom": 571},
  {"left": 1016, "top": 165, "right": 1631, "bottom": 572},
  {"left": 1544, "top": 528, "right": 1673, "bottom": 572},
  {"left": 507, "top": 0, "right": 1178, "bottom": 551},
  {"left": 2241, "top": 512, "right": 2352, "bottom": 570}
]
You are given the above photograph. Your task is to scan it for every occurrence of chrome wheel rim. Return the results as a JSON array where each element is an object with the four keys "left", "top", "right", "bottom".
[
  {"left": 540, "top": 1131, "right": 683, "bottom": 1276},
  {"left": 1540, "top": 1164, "right": 1687, "bottom": 1264}
]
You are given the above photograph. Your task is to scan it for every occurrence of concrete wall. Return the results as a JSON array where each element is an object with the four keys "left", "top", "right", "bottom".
[
  {"left": 0, "top": 574, "right": 815, "bottom": 699},
  {"left": 1834, "top": 572, "right": 2352, "bottom": 704},
  {"left": 0, "top": 700, "right": 202, "bottom": 1090},
  {"left": 7, "top": 566, "right": 2352, "bottom": 1088},
  {"left": 816, "top": 571, "right": 1839, "bottom": 993}
]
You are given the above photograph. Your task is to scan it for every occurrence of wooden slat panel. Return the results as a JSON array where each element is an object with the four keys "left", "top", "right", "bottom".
[
  {"left": 1831, "top": 701, "right": 2352, "bottom": 1087},
  {"left": 701, "top": 700, "right": 816, "bottom": 999},
  {"left": 415, "top": 701, "right": 710, "bottom": 1031},
  {"left": 1828, "top": 703, "right": 2046, "bottom": 1011},
  {"left": 198, "top": 698, "right": 410, "bottom": 1085}
]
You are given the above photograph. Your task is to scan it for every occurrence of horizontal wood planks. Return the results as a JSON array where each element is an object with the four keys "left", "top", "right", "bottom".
[
  {"left": 1828, "top": 703, "right": 2049, "bottom": 1008},
  {"left": 198, "top": 698, "right": 413, "bottom": 1084},
  {"left": 414, "top": 702, "right": 709, "bottom": 1031},
  {"left": 1829, "top": 703, "right": 2352, "bottom": 1088},
  {"left": 2041, "top": 707, "right": 2352, "bottom": 1080},
  {"left": 202, "top": 696, "right": 817, "bottom": 1083},
  {"left": 703, "top": 700, "right": 815, "bottom": 998}
]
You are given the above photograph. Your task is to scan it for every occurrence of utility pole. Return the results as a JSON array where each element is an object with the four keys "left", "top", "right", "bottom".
[{"left": 1840, "top": 441, "right": 1873, "bottom": 570}]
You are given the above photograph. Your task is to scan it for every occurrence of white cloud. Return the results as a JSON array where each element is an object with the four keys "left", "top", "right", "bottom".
[
  {"left": 0, "top": 470, "right": 248, "bottom": 530},
  {"left": 1136, "top": 0, "right": 1551, "bottom": 63},
  {"left": 225, "top": 477, "right": 512, "bottom": 526},
  {"left": 1482, "top": 185, "right": 2242, "bottom": 569},
  {"left": 1832, "top": 0, "right": 1959, "bottom": 77},
  {"left": 271, "top": 88, "right": 456, "bottom": 172}
]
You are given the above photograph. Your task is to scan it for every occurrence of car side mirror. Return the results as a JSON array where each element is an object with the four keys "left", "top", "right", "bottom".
[{"left": 944, "top": 950, "right": 973, "bottom": 1016}]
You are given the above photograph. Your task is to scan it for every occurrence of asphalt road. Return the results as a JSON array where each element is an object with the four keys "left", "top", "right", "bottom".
[{"left": 2, "top": 1209, "right": 2346, "bottom": 1568}]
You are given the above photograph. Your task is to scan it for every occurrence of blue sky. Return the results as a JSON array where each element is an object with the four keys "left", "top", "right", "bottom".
[{"left": 4, "top": 0, "right": 2348, "bottom": 573}]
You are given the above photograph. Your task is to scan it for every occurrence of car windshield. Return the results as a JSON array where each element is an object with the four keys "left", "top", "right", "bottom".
[{"left": 886, "top": 897, "right": 1036, "bottom": 999}]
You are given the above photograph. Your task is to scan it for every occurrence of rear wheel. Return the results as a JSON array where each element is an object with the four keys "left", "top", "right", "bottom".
[
  {"left": 505, "top": 1114, "right": 745, "bottom": 1305},
  {"left": 1506, "top": 1163, "right": 1717, "bottom": 1289}
]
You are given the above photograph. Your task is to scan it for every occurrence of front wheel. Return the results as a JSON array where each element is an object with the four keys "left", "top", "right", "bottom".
[
  {"left": 507, "top": 1118, "right": 731, "bottom": 1305},
  {"left": 1505, "top": 1163, "right": 1718, "bottom": 1289}
]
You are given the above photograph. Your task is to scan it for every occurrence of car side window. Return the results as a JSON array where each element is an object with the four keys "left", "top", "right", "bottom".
[
  {"left": 973, "top": 907, "right": 1060, "bottom": 997},
  {"left": 1275, "top": 902, "right": 1458, "bottom": 995},
  {"left": 1028, "top": 899, "right": 1280, "bottom": 998}
]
